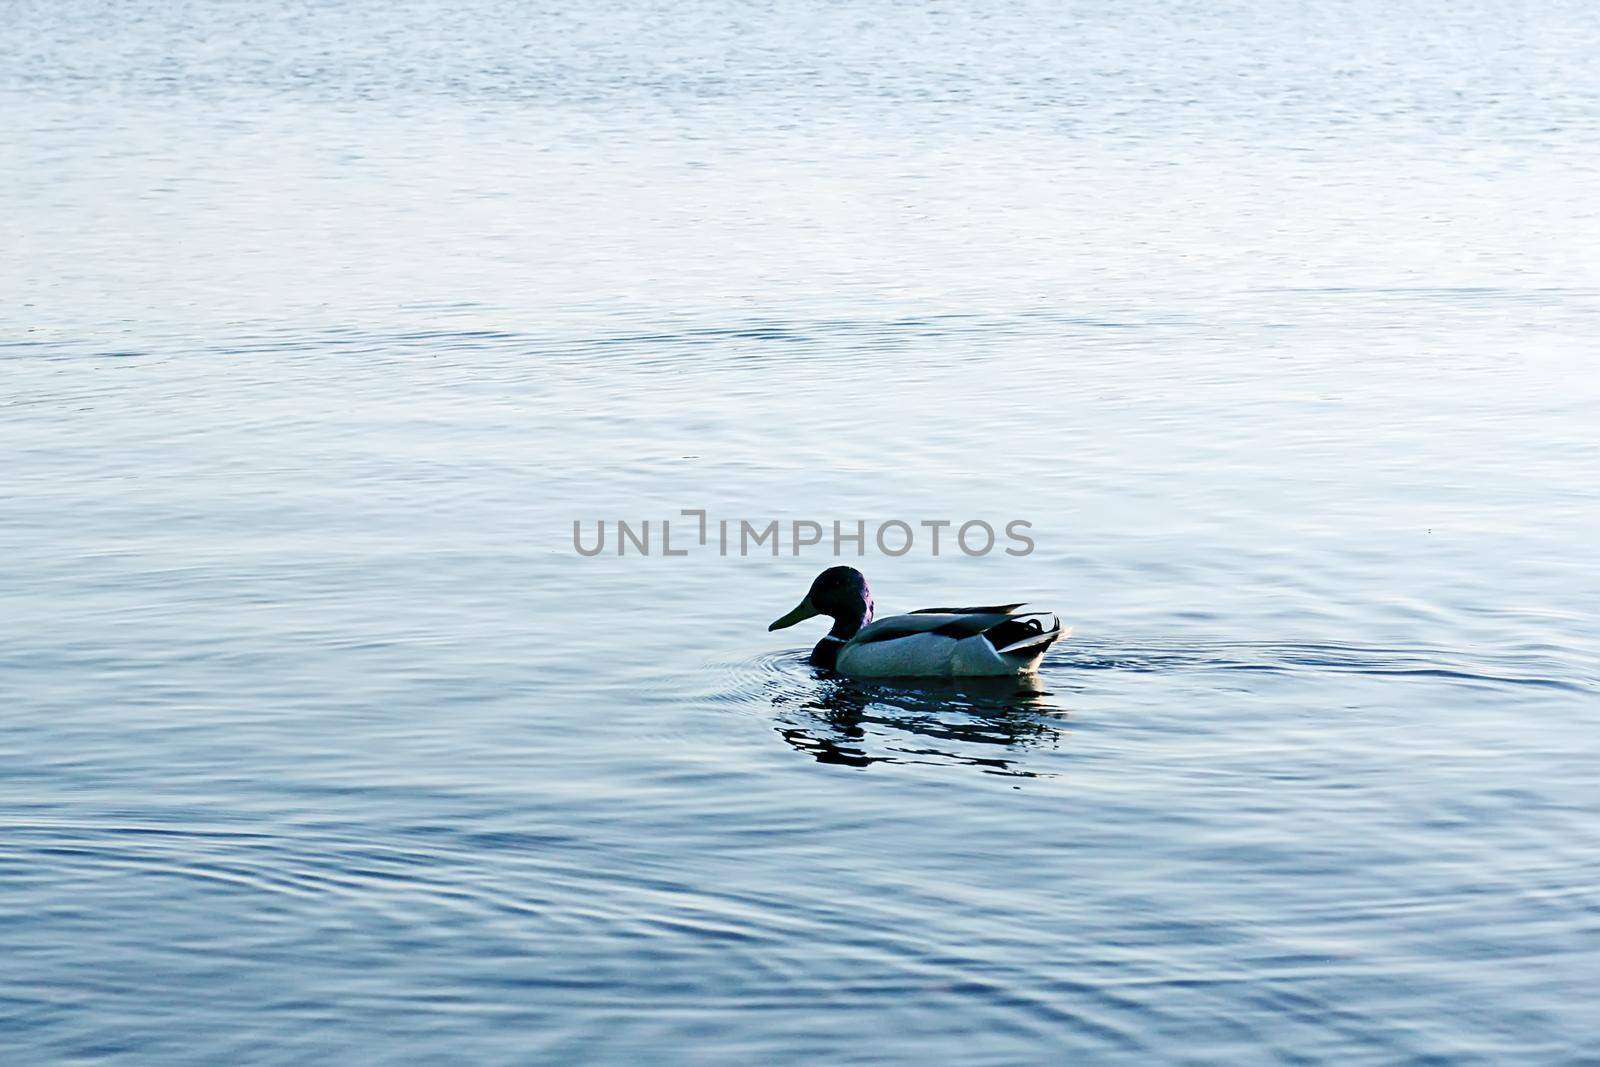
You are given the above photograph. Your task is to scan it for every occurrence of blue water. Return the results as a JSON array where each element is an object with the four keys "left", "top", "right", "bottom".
[{"left": 5, "top": 1, "right": 1600, "bottom": 1061}]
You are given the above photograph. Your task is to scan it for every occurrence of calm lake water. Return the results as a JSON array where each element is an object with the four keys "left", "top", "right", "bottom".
[{"left": 5, "top": 0, "right": 1600, "bottom": 1061}]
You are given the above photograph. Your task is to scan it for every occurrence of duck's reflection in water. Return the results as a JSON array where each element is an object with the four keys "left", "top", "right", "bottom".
[{"left": 776, "top": 674, "right": 1069, "bottom": 777}]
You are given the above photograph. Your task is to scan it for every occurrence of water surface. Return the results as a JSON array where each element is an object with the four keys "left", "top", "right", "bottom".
[{"left": 4, "top": 0, "right": 1600, "bottom": 1061}]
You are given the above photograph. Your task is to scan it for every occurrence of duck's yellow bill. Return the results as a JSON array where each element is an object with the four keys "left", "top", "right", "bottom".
[{"left": 768, "top": 596, "right": 819, "bottom": 631}]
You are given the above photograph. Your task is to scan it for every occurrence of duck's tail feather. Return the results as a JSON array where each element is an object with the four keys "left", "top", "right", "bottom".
[{"left": 989, "top": 614, "right": 1066, "bottom": 657}]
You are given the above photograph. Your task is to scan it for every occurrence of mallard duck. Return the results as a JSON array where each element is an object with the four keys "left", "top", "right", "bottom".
[{"left": 768, "top": 566, "right": 1066, "bottom": 677}]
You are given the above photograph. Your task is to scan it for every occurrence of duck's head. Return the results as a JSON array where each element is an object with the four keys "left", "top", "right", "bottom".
[{"left": 769, "top": 566, "right": 875, "bottom": 637}]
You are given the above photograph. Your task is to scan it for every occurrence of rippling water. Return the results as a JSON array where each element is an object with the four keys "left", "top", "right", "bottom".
[{"left": 5, "top": 0, "right": 1600, "bottom": 1061}]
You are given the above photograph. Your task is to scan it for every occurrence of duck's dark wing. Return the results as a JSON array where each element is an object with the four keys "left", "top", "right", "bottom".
[
  {"left": 852, "top": 610, "right": 1063, "bottom": 657},
  {"left": 853, "top": 611, "right": 1023, "bottom": 645},
  {"left": 908, "top": 603, "right": 1025, "bottom": 615}
]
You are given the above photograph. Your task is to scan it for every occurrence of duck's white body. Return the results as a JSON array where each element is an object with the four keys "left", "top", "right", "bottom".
[{"left": 830, "top": 610, "right": 1067, "bottom": 678}]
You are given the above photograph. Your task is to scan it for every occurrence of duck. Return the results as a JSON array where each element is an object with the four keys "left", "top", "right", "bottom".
[{"left": 768, "top": 566, "right": 1066, "bottom": 678}]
